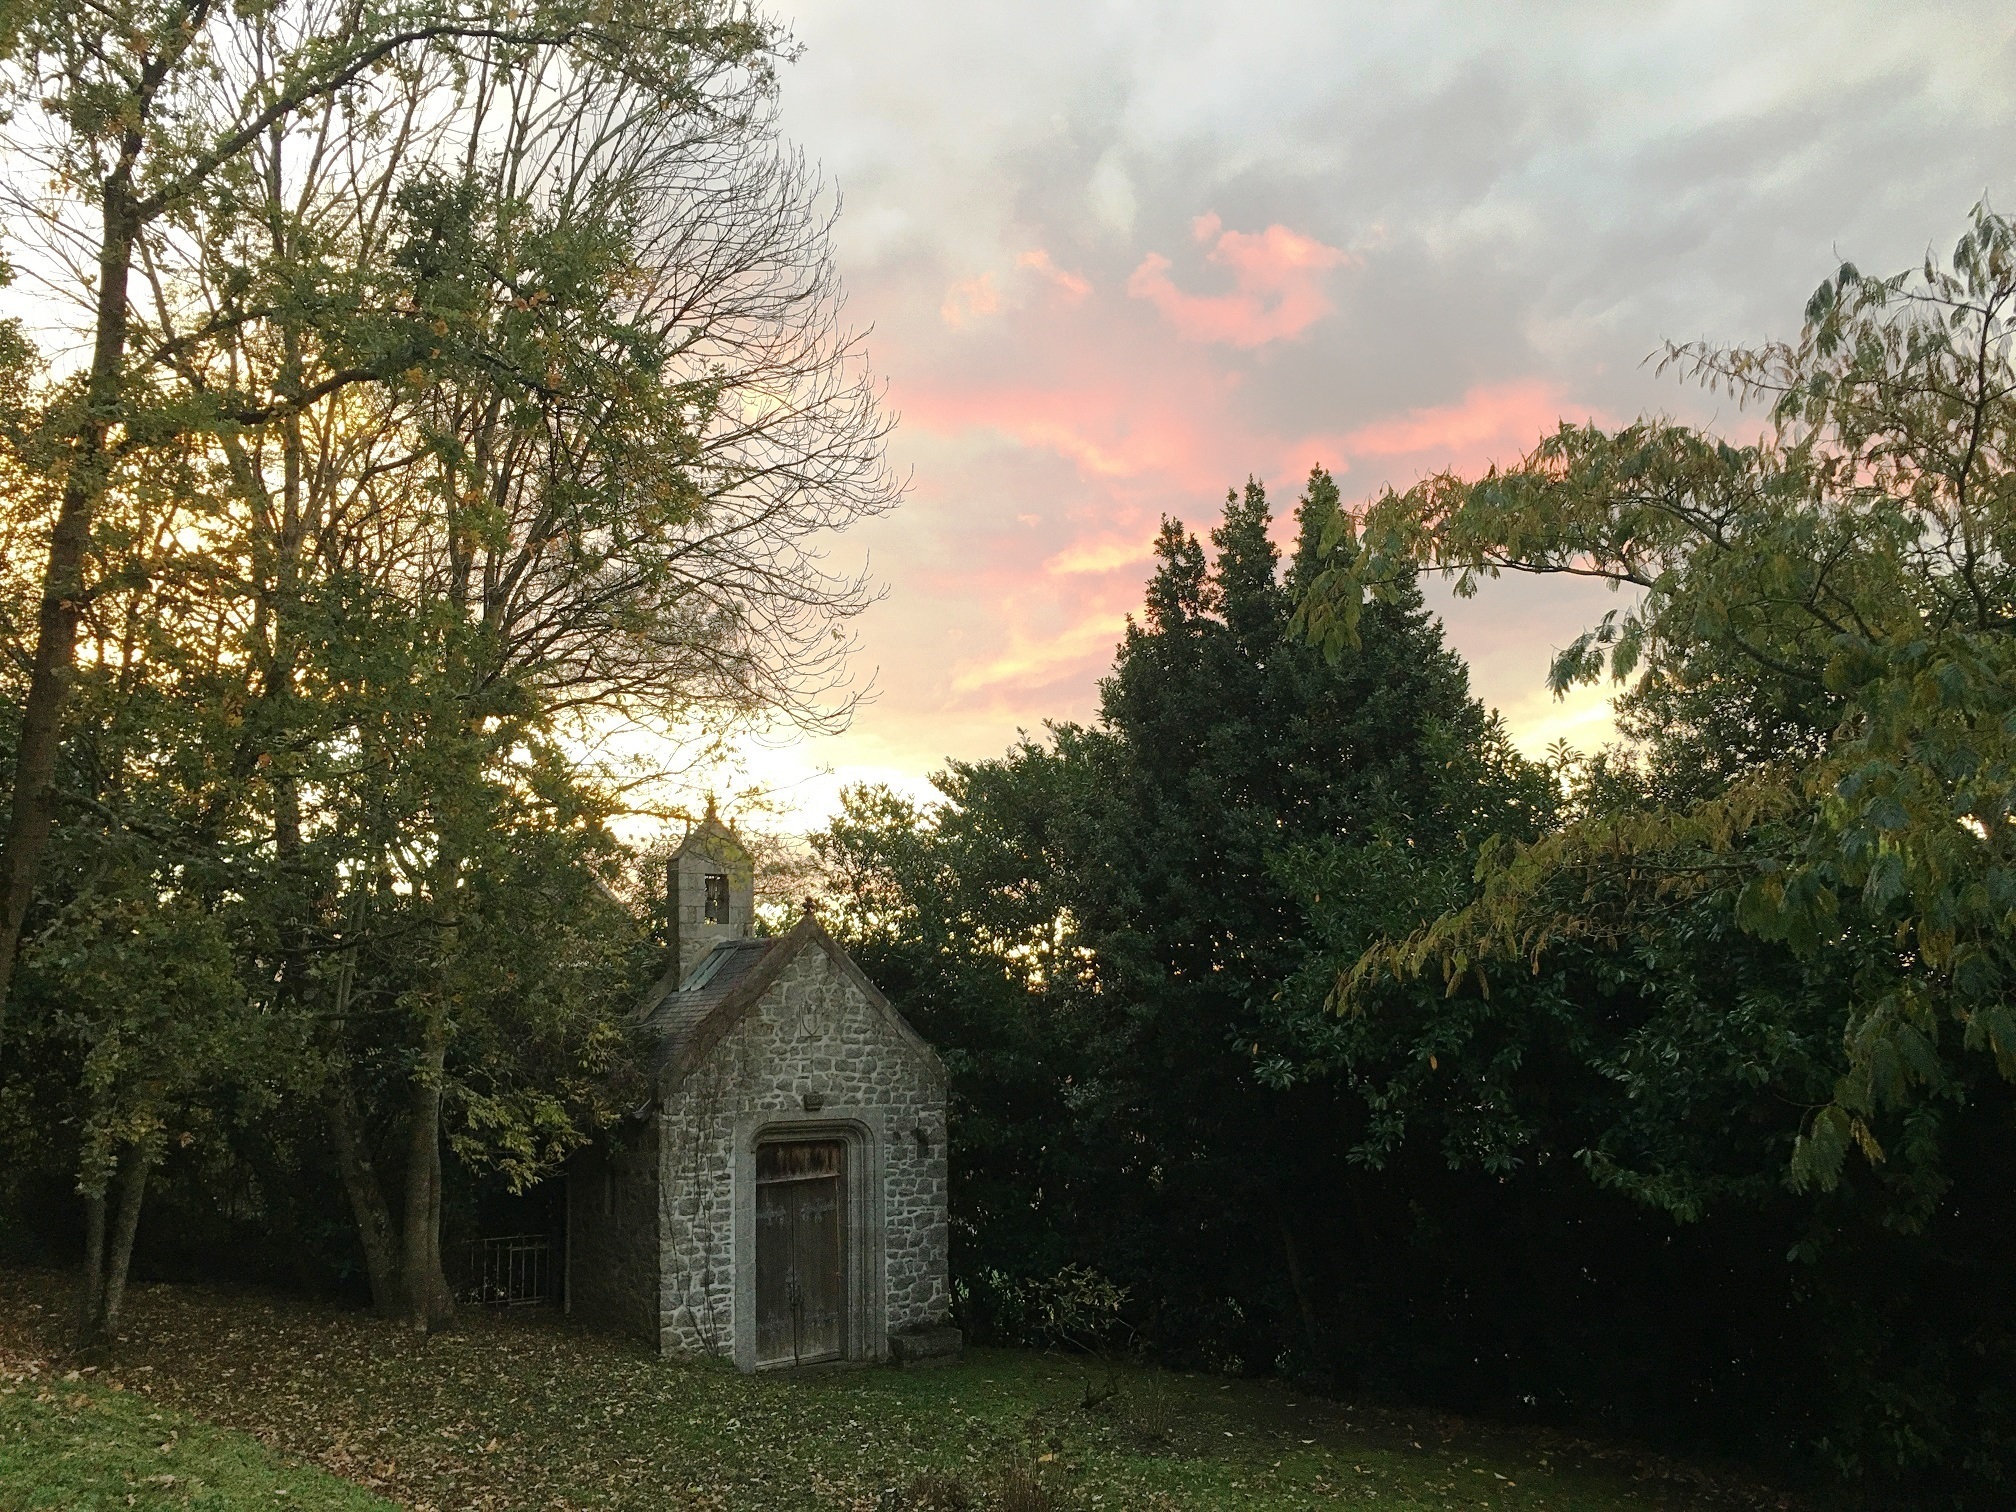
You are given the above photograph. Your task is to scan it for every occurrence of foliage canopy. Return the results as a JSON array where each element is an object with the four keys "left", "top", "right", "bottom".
[{"left": 1300, "top": 204, "right": 2016, "bottom": 1194}]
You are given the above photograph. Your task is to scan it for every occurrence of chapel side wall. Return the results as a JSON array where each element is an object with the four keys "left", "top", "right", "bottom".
[
  {"left": 564, "top": 1129, "right": 660, "bottom": 1344},
  {"left": 656, "top": 1053, "right": 740, "bottom": 1359},
  {"left": 657, "top": 945, "right": 951, "bottom": 1362}
]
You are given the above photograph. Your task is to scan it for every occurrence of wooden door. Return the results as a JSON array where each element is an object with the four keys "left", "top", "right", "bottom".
[{"left": 755, "top": 1140, "right": 846, "bottom": 1365}]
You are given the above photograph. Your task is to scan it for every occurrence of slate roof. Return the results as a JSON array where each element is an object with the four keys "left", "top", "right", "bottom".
[{"left": 640, "top": 936, "right": 780, "bottom": 1080}]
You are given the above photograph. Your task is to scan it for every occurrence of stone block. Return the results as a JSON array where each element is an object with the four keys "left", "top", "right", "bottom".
[{"left": 888, "top": 1324, "right": 963, "bottom": 1367}]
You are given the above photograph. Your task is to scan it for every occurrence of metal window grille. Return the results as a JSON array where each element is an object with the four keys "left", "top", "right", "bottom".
[{"left": 473, "top": 1233, "right": 550, "bottom": 1307}]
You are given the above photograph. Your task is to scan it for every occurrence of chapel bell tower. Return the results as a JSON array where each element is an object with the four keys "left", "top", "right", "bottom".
[{"left": 668, "top": 800, "right": 755, "bottom": 981}]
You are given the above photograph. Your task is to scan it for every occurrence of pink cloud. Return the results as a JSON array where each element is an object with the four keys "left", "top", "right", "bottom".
[
  {"left": 1127, "top": 213, "right": 1352, "bottom": 347},
  {"left": 898, "top": 376, "right": 1236, "bottom": 493},
  {"left": 1017, "top": 417, "right": 1180, "bottom": 480},
  {"left": 949, "top": 606, "right": 1132, "bottom": 695},
  {"left": 1017, "top": 248, "right": 1091, "bottom": 301},
  {"left": 1044, "top": 534, "right": 1154, "bottom": 576},
  {"left": 941, "top": 272, "right": 1001, "bottom": 327},
  {"left": 1280, "top": 380, "right": 1584, "bottom": 486},
  {"left": 1343, "top": 379, "right": 1567, "bottom": 458}
]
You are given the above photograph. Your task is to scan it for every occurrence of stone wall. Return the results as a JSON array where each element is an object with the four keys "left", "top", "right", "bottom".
[
  {"left": 656, "top": 939, "right": 950, "bottom": 1364},
  {"left": 564, "top": 1125, "right": 660, "bottom": 1344}
]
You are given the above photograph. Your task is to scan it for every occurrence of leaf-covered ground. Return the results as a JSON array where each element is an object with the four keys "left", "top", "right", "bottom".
[{"left": 0, "top": 1268, "right": 1798, "bottom": 1512}]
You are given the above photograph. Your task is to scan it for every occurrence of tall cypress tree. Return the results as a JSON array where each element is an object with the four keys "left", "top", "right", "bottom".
[{"left": 1050, "top": 468, "right": 1548, "bottom": 1368}]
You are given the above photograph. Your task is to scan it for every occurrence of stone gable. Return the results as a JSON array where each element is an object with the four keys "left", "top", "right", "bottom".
[{"left": 656, "top": 934, "right": 949, "bottom": 1365}]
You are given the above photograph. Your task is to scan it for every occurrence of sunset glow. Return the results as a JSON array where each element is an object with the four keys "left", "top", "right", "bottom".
[{"left": 682, "top": 0, "right": 2016, "bottom": 833}]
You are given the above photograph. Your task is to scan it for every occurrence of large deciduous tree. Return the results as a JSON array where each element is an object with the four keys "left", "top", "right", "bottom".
[
  {"left": 0, "top": 0, "right": 777, "bottom": 1054},
  {"left": 252, "top": 52, "right": 894, "bottom": 1332}
]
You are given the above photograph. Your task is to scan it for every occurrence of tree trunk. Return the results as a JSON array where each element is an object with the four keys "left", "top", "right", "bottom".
[
  {"left": 1277, "top": 1208, "right": 1329, "bottom": 1374},
  {"left": 397, "top": 800, "right": 470, "bottom": 1335},
  {"left": 400, "top": 1022, "right": 455, "bottom": 1332},
  {"left": 74, "top": 1189, "right": 108, "bottom": 1353},
  {"left": 75, "top": 1149, "right": 150, "bottom": 1357},
  {"left": 328, "top": 1076, "right": 405, "bottom": 1317},
  {"left": 100, "top": 1154, "right": 150, "bottom": 1340},
  {"left": 0, "top": 174, "right": 141, "bottom": 1054}
]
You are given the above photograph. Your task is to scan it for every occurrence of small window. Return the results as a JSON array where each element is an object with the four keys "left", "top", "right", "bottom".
[{"left": 704, "top": 873, "right": 730, "bottom": 923}]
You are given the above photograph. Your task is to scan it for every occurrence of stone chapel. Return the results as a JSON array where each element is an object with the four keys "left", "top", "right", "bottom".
[{"left": 565, "top": 807, "right": 958, "bottom": 1370}]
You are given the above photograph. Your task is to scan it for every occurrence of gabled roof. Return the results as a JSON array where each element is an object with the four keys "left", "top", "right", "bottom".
[{"left": 638, "top": 909, "right": 946, "bottom": 1098}]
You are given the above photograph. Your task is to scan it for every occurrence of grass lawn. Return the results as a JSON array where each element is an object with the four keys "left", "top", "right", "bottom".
[
  {"left": 0, "top": 1268, "right": 1795, "bottom": 1512},
  {"left": 0, "top": 1355, "right": 395, "bottom": 1510}
]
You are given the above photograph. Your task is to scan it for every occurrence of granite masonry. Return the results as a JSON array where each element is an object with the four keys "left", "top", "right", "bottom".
[{"left": 567, "top": 809, "right": 957, "bottom": 1370}]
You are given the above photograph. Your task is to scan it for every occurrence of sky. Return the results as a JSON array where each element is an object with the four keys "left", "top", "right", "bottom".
[{"left": 704, "top": 0, "right": 2016, "bottom": 830}]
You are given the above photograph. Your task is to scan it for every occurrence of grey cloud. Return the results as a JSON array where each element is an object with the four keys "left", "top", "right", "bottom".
[{"left": 762, "top": 0, "right": 2016, "bottom": 784}]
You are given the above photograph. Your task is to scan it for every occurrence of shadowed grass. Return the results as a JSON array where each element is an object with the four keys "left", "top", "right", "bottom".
[{"left": 0, "top": 1268, "right": 1799, "bottom": 1512}]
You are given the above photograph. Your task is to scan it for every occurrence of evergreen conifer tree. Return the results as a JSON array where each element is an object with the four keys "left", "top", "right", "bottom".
[{"left": 820, "top": 468, "right": 1547, "bottom": 1369}]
